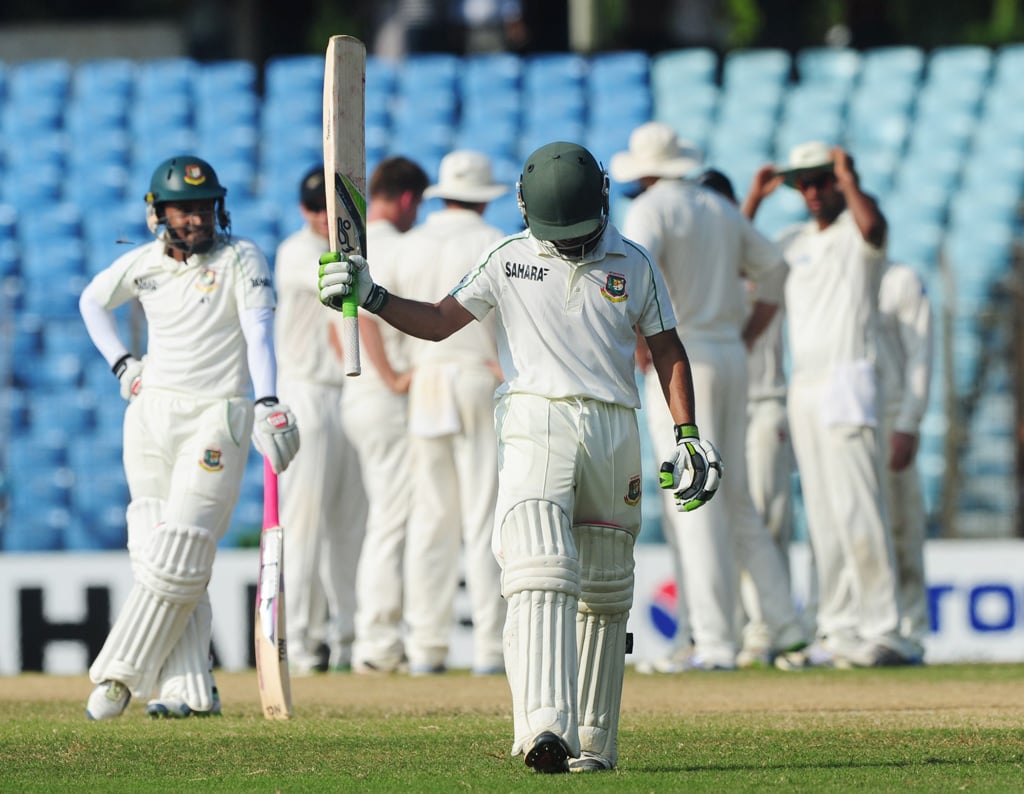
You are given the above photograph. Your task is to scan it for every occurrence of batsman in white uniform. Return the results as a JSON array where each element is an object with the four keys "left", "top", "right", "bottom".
[
  {"left": 80, "top": 156, "right": 300, "bottom": 719},
  {"left": 612, "top": 123, "right": 806, "bottom": 671},
  {"left": 274, "top": 166, "right": 367, "bottom": 673},
  {"left": 749, "top": 141, "right": 913, "bottom": 667},
  {"left": 319, "top": 142, "right": 721, "bottom": 774},
  {"left": 390, "top": 151, "right": 508, "bottom": 675},
  {"left": 877, "top": 261, "right": 933, "bottom": 662},
  {"left": 344, "top": 156, "right": 429, "bottom": 674}
]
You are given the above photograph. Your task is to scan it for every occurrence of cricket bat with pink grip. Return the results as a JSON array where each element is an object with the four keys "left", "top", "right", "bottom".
[
  {"left": 255, "top": 457, "right": 292, "bottom": 719},
  {"left": 323, "top": 34, "right": 366, "bottom": 376}
]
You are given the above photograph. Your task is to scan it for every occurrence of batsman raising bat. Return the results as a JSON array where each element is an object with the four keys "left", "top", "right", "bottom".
[
  {"left": 79, "top": 155, "right": 300, "bottom": 720},
  {"left": 318, "top": 141, "right": 721, "bottom": 773}
]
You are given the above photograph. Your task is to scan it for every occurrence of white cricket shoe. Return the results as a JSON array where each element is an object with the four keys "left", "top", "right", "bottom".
[
  {"left": 146, "top": 685, "right": 222, "bottom": 718},
  {"left": 775, "top": 641, "right": 836, "bottom": 670},
  {"left": 86, "top": 680, "right": 131, "bottom": 721},
  {"left": 836, "top": 642, "right": 914, "bottom": 669},
  {"left": 569, "top": 752, "right": 614, "bottom": 772}
]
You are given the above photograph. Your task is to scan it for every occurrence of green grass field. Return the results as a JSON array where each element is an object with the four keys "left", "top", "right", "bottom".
[{"left": 1, "top": 664, "right": 1022, "bottom": 792}]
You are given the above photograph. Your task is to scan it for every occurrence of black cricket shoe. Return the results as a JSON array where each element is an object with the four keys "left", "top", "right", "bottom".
[{"left": 525, "top": 731, "right": 570, "bottom": 774}]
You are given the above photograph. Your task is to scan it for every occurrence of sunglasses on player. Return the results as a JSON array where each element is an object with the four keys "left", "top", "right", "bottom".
[{"left": 795, "top": 172, "right": 836, "bottom": 192}]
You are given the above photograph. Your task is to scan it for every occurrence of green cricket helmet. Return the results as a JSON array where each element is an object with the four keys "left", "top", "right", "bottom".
[
  {"left": 144, "top": 155, "right": 230, "bottom": 240},
  {"left": 517, "top": 141, "right": 609, "bottom": 248}
]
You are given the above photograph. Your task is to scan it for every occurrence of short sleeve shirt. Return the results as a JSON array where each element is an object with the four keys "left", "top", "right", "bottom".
[{"left": 451, "top": 225, "right": 676, "bottom": 408}]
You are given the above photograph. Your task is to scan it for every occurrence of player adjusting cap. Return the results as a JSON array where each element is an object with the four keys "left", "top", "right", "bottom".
[{"left": 519, "top": 141, "right": 605, "bottom": 242}]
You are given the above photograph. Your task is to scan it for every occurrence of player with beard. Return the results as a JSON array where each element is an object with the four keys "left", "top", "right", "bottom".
[{"left": 79, "top": 155, "right": 300, "bottom": 719}]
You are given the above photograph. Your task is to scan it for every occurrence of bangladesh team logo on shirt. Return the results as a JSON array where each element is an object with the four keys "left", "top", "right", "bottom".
[
  {"left": 601, "top": 272, "right": 628, "bottom": 303},
  {"left": 195, "top": 268, "right": 218, "bottom": 293}
]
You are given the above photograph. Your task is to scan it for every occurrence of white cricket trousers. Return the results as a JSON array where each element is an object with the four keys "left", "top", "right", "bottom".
[
  {"left": 405, "top": 364, "right": 505, "bottom": 671},
  {"left": 278, "top": 379, "right": 367, "bottom": 669},
  {"left": 787, "top": 371, "right": 905, "bottom": 653},
  {"left": 645, "top": 337, "right": 803, "bottom": 667},
  {"left": 343, "top": 388, "right": 411, "bottom": 669},
  {"left": 881, "top": 412, "right": 929, "bottom": 658}
]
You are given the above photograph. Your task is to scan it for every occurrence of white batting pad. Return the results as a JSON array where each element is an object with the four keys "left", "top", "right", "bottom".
[
  {"left": 89, "top": 523, "right": 217, "bottom": 698},
  {"left": 574, "top": 523, "right": 635, "bottom": 766},
  {"left": 155, "top": 593, "right": 214, "bottom": 711},
  {"left": 499, "top": 499, "right": 582, "bottom": 758}
]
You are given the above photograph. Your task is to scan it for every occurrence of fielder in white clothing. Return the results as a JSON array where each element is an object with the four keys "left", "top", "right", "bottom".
[
  {"left": 79, "top": 155, "right": 300, "bottom": 720},
  {"left": 877, "top": 261, "right": 933, "bottom": 662},
  {"left": 747, "top": 141, "right": 913, "bottom": 667},
  {"left": 612, "top": 123, "right": 806, "bottom": 672},
  {"left": 319, "top": 141, "right": 721, "bottom": 774},
  {"left": 344, "top": 156, "right": 428, "bottom": 674},
  {"left": 390, "top": 151, "right": 508, "bottom": 675},
  {"left": 274, "top": 166, "right": 367, "bottom": 673}
]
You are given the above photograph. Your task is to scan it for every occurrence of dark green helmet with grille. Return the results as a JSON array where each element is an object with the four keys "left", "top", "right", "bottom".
[
  {"left": 516, "top": 142, "right": 608, "bottom": 244},
  {"left": 145, "top": 155, "right": 227, "bottom": 205}
]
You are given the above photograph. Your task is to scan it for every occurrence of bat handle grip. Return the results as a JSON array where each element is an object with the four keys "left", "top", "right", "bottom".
[
  {"left": 342, "top": 289, "right": 361, "bottom": 376},
  {"left": 263, "top": 457, "right": 280, "bottom": 528}
]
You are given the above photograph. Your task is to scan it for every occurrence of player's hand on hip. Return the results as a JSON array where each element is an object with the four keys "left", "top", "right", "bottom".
[
  {"left": 252, "top": 398, "right": 300, "bottom": 474},
  {"left": 318, "top": 252, "right": 389, "bottom": 314},
  {"left": 112, "top": 354, "right": 143, "bottom": 402},
  {"left": 659, "top": 424, "right": 723, "bottom": 512}
]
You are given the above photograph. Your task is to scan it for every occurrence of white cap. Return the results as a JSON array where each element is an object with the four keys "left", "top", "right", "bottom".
[
  {"left": 609, "top": 121, "right": 703, "bottom": 182},
  {"left": 423, "top": 150, "right": 509, "bottom": 202}
]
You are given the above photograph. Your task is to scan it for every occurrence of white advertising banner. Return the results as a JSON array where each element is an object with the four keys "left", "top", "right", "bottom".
[{"left": 0, "top": 540, "right": 1021, "bottom": 675}]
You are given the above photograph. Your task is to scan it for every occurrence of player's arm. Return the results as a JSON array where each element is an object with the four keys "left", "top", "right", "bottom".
[
  {"left": 645, "top": 328, "right": 696, "bottom": 427},
  {"left": 646, "top": 328, "right": 722, "bottom": 512},
  {"left": 742, "top": 164, "right": 784, "bottom": 220},
  {"left": 318, "top": 253, "right": 473, "bottom": 342},
  {"left": 741, "top": 300, "right": 779, "bottom": 351},
  {"left": 832, "top": 147, "right": 886, "bottom": 247}
]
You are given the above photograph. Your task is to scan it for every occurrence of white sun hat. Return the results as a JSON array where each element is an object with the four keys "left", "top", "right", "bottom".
[
  {"left": 776, "top": 140, "right": 835, "bottom": 186},
  {"left": 423, "top": 150, "right": 509, "bottom": 202},
  {"left": 609, "top": 121, "right": 704, "bottom": 183}
]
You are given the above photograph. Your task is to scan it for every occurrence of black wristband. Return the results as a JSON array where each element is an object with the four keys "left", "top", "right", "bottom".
[
  {"left": 364, "top": 284, "right": 389, "bottom": 314},
  {"left": 255, "top": 396, "right": 279, "bottom": 407},
  {"left": 112, "top": 353, "right": 133, "bottom": 379}
]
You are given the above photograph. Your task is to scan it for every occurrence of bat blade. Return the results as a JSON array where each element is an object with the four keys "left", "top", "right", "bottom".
[
  {"left": 255, "top": 458, "right": 293, "bottom": 720},
  {"left": 324, "top": 34, "right": 366, "bottom": 377}
]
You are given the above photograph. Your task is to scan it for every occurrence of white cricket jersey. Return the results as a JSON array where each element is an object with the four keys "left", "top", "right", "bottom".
[
  {"left": 877, "top": 262, "right": 933, "bottom": 432},
  {"left": 451, "top": 225, "right": 676, "bottom": 408},
  {"left": 85, "top": 235, "right": 275, "bottom": 397},
  {"left": 779, "top": 210, "right": 887, "bottom": 376},
  {"left": 345, "top": 218, "right": 411, "bottom": 396},
  {"left": 391, "top": 208, "right": 503, "bottom": 367},
  {"left": 273, "top": 225, "right": 346, "bottom": 386},
  {"left": 622, "top": 179, "right": 785, "bottom": 342}
]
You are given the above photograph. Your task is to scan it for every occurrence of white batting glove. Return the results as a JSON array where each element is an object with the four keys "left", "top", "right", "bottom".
[
  {"left": 317, "top": 252, "right": 389, "bottom": 314},
  {"left": 659, "top": 424, "right": 723, "bottom": 512},
  {"left": 112, "top": 354, "right": 143, "bottom": 402},
  {"left": 252, "top": 398, "right": 300, "bottom": 474}
]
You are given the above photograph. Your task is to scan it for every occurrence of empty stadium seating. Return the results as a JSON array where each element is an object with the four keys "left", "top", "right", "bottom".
[{"left": 0, "top": 43, "right": 1020, "bottom": 549}]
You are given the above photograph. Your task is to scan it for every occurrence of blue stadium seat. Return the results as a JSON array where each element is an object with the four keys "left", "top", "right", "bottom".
[
  {"left": 65, "top": 163, "right": 131, "bottom": 208},
  {"left": 196, "top": 59, "right": 257, "bottom": 101},
  {"left": 927, "top": 45, "right": 993, "bottom": 86},
  {"left": 461, "top": 52, "right": 522, "bottom": 104},
  {"left": 366, "top": 55, "right": 399, "bottom": 97},
  {"left": 722, "top": 48, "right": 791, "bottom": 89},
  {"left": 859, "top": 45, "right": 925, "bottom": 86},
  {"left": 73, "top": 57, "right": 137, "bottom": 101},
  {"left": 16, "top": 203, "right": 83, "bottom": 246},
  {"left": 65, "top": 97, "right": 131, "bottom": 137},
  {"left": 0, "top": 239, "right": 18, "bottom": 279},
  {"left": 9, "top": 58, "right": 73, "bottom": 103},
  {"left": 196, "top": 92, "right": 260, "bottom": 134},
  {"left": 523, "top": 52, "right": 587, "bottom": 97},
  {"left": 795, "top": 47, "right": 861, "bottom": 87},
  {"left": 587, "top": 50, "right": 649, "bottom": 92},
  {"left": 396, "top": 53, "right": 460, "bottom": 97},
  {"left": 264, "top": 54, "right": 323, "bottom": 101},
  {"left": 136, "top": 57, "right": 199, "bottom": 101},
  {"left": 650, "top": 48, "right": 717, "bottom": 92},
  {"left": 1, "top": 163, "right": 62, "bottom": 212}
]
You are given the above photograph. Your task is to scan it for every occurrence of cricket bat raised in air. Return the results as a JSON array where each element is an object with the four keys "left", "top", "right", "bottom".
[
  {"left": 254, "top": 457, "right": 292, "bottom": 719},
  {"left": 323, "top": 34, "right": 367, "bottom": 377}
]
